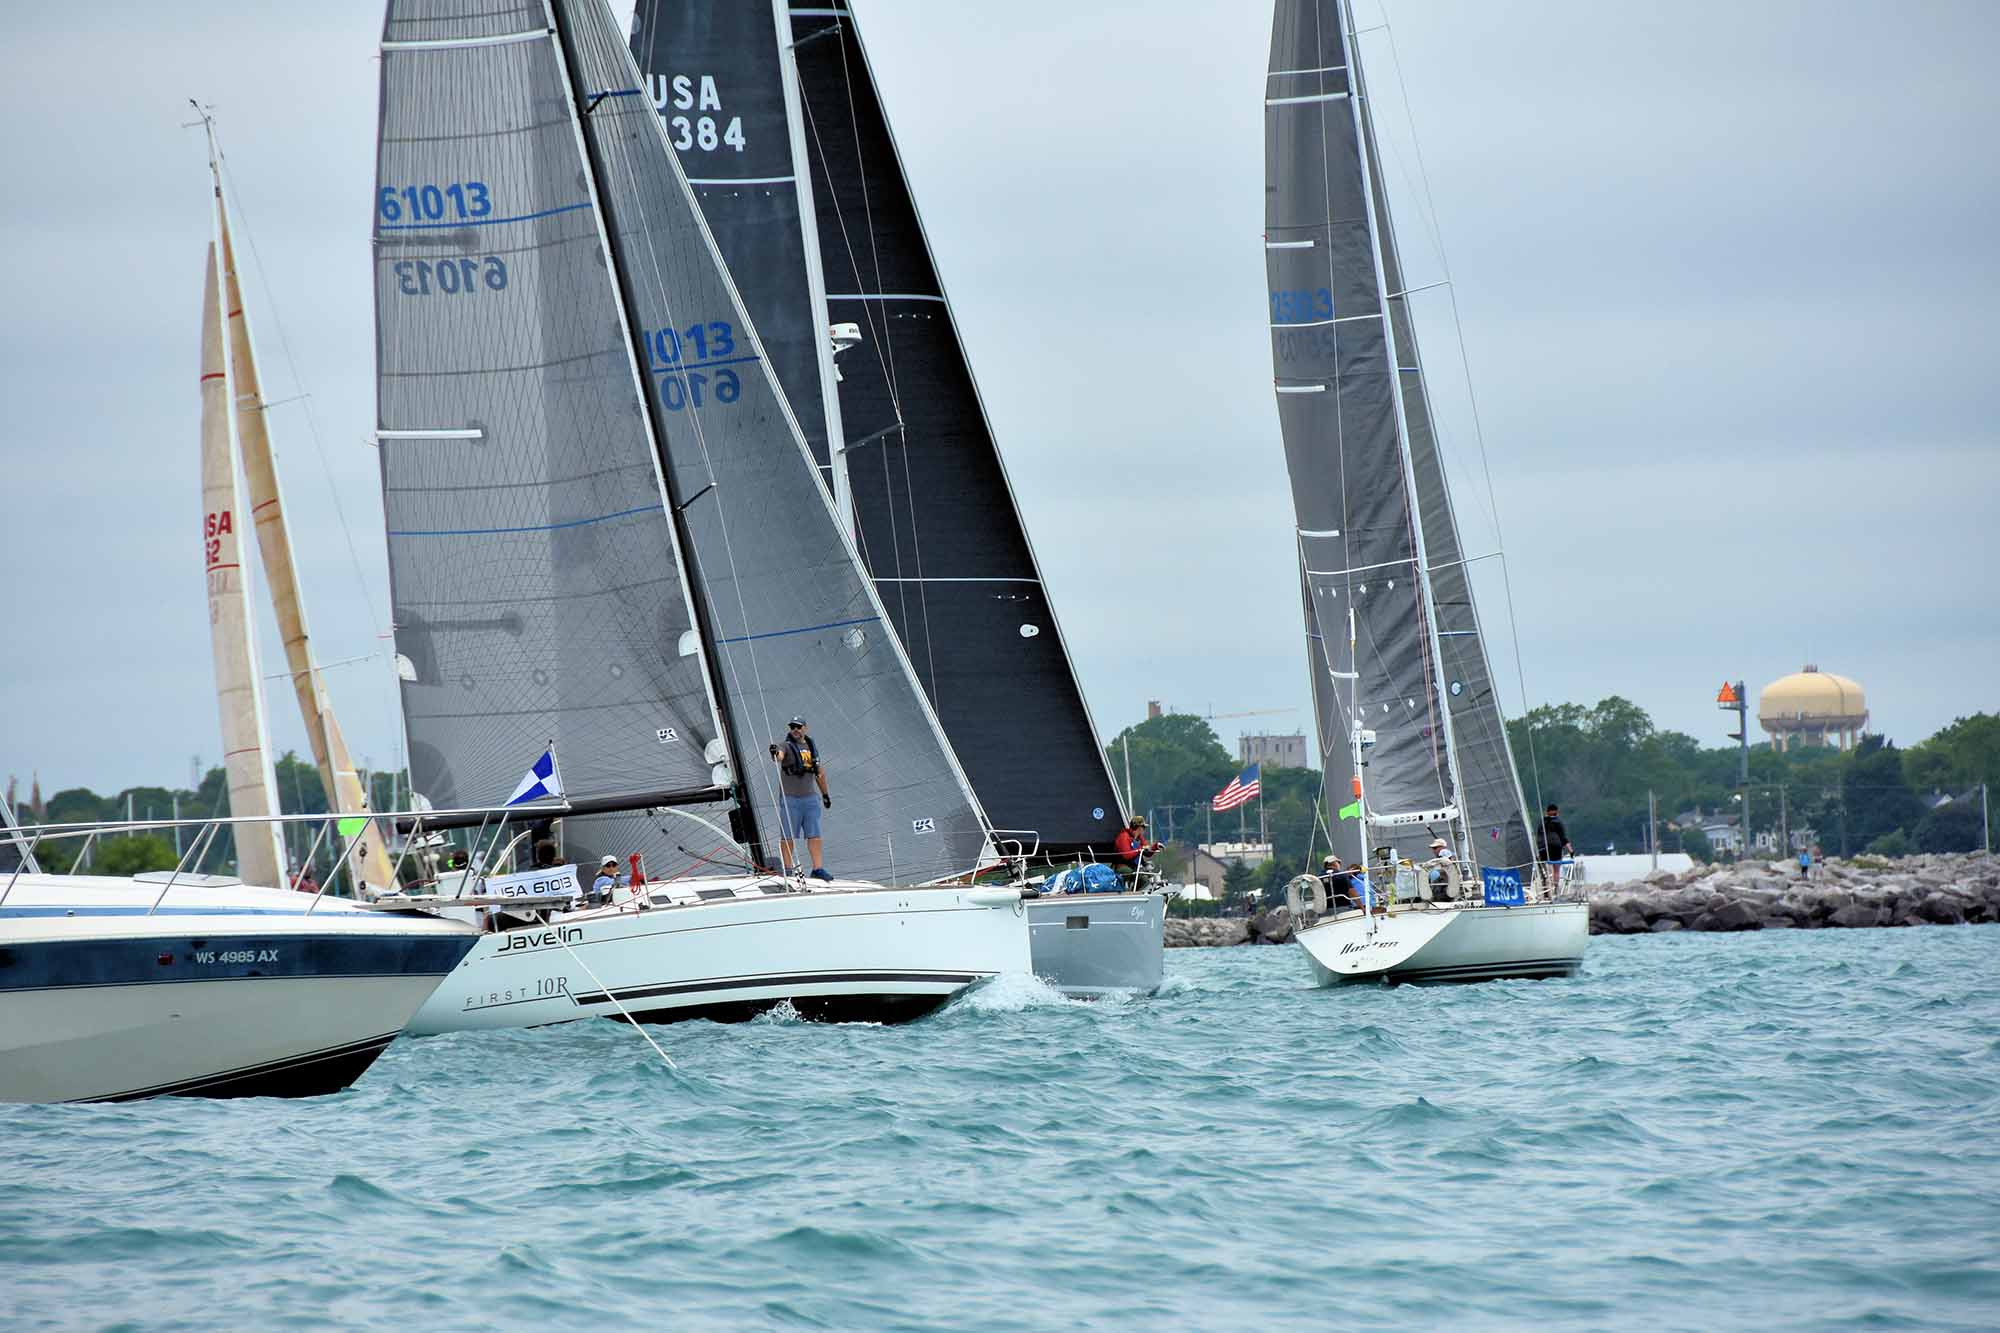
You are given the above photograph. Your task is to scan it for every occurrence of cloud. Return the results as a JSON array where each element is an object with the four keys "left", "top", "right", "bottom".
[{"left": 3, "top": 0, "right": 1993, "bottom": 798}]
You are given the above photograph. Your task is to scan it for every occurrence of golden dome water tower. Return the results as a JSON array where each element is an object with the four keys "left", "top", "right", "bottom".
[{"left": 1758, "top": 665, "right": 1868, "bottom": 752}]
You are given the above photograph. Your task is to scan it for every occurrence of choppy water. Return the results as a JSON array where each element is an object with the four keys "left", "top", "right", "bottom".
[{"left": 7, "top": 927, "right": 1999, "bottom": 1330}]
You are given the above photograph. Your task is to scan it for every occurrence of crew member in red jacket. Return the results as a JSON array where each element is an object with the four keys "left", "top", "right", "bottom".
[{"left": 1113, "top": 814, "right": 1162, "bottom": 869}]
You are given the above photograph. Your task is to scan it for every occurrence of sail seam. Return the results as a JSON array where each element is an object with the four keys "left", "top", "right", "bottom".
[
  {"left": 715, "top": 615, "right": 881, "bottom": 646},
  {"left": 386, "top": 505, "right": 655, "bottom": 538},
  {"left": 378, "top": 200, "right": 592, "bottom": 231}
]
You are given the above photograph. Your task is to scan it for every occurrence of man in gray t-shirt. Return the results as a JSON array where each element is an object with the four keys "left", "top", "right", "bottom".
[{"left": 769, "top": 715, "right": 832, "bottom": 881}]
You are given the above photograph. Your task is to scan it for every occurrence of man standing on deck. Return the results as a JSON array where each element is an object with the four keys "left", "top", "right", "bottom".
[
  {"left": 1539, "top": 804, "right": 1573, "bottom": 891},
  {"left": 770, "top": 716, "right": 832, "bottom": 881}
]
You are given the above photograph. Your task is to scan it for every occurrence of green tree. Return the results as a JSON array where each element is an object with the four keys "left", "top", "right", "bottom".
[
  {"left": 1914, "top": 801, "right": 1984, "bottom": 854},
  {"left": 1866, "top": 828, "right": 1911, "bottom": 858},
  {"left": 1904, "top": 714, "right": 2000, "bottom": 793},
  {"left": 1222, "top": 858, "right": 1254, "bottom": 904},
  {"left": 94, "top": 835, "right": 180, "bottom": 877},
  {"left": 1842, "top": 736, "right": 1925, "bottom": 851},
  {"left": 1678, "top": 826, "right": 1714, "bottom": 864}
]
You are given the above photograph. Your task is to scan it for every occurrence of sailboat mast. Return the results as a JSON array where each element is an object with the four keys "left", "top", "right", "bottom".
[
  {"left": 544, "top": 0, "right": 766, "bottom": 865},
  {"left": 773, "top": 0, "right": 856, "bottom": 531},
  {"left": 1333, "top": 0, "right": 1471, "bottom": 858}
]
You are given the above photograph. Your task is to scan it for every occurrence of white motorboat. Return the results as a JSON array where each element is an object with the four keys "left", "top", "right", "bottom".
[
  {"left": 404, "top": 873, "right": 1027, "bottom": 1034},
  {"left": 0, "top": 865, "right": 476, "bottom": 1103},
  {"left": 1260, "top": 0, "right": 1588, "bottom": 987}
]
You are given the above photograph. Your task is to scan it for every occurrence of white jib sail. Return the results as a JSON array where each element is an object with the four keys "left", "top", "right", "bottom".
[
  {"left": 218, "top": 221, "right": 395, "bottom": 891},
  {"left": 200, "top": 243, "right": 287, "bottom": 888}
]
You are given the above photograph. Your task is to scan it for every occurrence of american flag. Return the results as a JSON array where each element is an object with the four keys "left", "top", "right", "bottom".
[{"left": 1211, "top": 764, "right": 1261, "bottom": 812}]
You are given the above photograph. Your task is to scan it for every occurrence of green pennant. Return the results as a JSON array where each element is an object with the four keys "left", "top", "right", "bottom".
[
  {"left": 1337, "top": 800, "right": 1362, "bottom": 821},
  {"left": 337, "top": 816, "right": 368, "bottom": 838}
]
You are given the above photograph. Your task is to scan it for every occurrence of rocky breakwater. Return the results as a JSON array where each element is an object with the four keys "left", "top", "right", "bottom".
[
  {"left": 1587, "top": 852, "right": 2000, "bottom": 935},
  {"left": 1164, "top": 908, "right": 1299, "bottom": 948}
]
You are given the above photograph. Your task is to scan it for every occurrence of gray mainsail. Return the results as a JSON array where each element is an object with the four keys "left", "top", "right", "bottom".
[
  {"left": 1263, "top": 0, "right": 1533, "bottom": 868},
  {"left": 375, "top": 0, "right": 993, "bottom": 883},
  {"left": 374, "top": 4, "right": 722, "bottom": 822},
  {"left": 629, "top": 0, "right": 1128, "bottom": 860}
]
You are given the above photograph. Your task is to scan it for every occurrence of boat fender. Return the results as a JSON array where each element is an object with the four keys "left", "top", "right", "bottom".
[
  {"left": 963, "top": 887, "right": 1021, "bottom": 909},
  {"left": 1285, "top": 874, "right": 1327, "bottom": 917}
]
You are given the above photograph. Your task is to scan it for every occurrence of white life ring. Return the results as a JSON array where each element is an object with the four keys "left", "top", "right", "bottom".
[{"left": 1285, "top": 874, "right": 1328, "bottom": 916}]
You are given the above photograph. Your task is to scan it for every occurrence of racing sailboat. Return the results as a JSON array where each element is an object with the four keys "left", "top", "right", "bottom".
[
  {"left": 196, "top": 113, "right": 395, "bottom": 892},
  {"left": 1263, "top": 0, "right": 1585, "bottom": 983},
  {"left": 626, "top": 0, "right": 1162, "bottom": 995},
  {"left": 371, "top": 0, "right": 1028, "bottom": 1030}
]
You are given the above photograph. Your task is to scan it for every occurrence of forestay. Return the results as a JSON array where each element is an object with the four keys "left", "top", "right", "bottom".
[
  {"left": 1263, "top": 0, "right": 1533, "bottom": 867},
  {"left": 630, "top": 0, "right": 1128, "bottom": 859}
]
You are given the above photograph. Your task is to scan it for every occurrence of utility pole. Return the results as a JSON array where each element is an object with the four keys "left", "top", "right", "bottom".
[
  {"left": 1984, "top": 781, "right": 1991, "bottom": 855},
  {"left": 1779, "top": 783, "right": 1789, "bottom": 858},
  {"left": 1649, "top": 789, "right": 1659, "bottom": 872}
]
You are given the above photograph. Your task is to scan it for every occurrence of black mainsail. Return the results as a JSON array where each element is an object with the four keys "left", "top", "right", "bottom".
[
  {"left": 628, "top": 0, "right": 1128, "bottom": 860},
  {"left": 1264, "top": 0, "right": 1534, "bottom": 868},
  {"left": 374, "top": 0, "right": 992, "bottom": 883}
]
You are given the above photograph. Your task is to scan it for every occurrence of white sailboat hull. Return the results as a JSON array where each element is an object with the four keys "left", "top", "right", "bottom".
[
  {"left": 0, "top": 876, "right": 477, "bottom": 1102},
  {"left": 1296, "top": 901, "right": 1587, "bottom": 986},
  {"left": 1025, "top": 892, "right": 1165, "bottom": 997},
  {"left": 407, "top": 878, "right": 1031, "bottom": 1034}
]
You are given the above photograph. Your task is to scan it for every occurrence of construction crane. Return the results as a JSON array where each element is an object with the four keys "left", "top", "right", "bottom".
[{"left": 1203, "top": 706, "right": 1298, "bottom": 722}]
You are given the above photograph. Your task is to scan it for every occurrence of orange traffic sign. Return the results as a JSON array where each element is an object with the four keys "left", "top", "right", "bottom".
[{"left": 1716, "top": 682, "right": 1739, "bottom": 705}]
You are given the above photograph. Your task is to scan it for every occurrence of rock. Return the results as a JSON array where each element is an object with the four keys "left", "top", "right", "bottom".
[
  {"left": 1649, "top": 917, "right": 1684, "bottom": 932},
  {"left": 1828, "top": 904, "right": 1885, "bottom": 929},
  {"left": 1247, "top": 907, "right": 1296, "bottom": 946},
  {"left": 1913, "top": 894, "right": 1967, "bottom": 926},
  {"left": 1762, "top": 915, "right": 1799, "bottom": 930},
  {"left": 1710, "top": 900, "right": 1764, "bottom": 931}
]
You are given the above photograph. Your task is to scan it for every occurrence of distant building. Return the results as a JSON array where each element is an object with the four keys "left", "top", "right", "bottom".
[
  {"left": 1239, "top": 732, "right": 1307, "bottom": 769},
  {"left": 1759, "top": 664, "right": 1868, "bottom": 752},
  {"left": 1188, "top": 841, "right": 1272, "bottom": 896},
  {"left": 1701, "top": 819, "right": 1743, "bottom": 854}
]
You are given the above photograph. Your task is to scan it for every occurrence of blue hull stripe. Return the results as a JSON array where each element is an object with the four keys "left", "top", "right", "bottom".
[{"left": 0, "top": 933, "right": 475, "bottom": 993}]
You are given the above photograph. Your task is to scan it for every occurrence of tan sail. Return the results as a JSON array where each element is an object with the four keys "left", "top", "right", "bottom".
[
  {"left": 200, "top": 244, "right": 287, "bottom": 889},
  {"left": 218, "top": 223, "right": 396, "bottom": 891}
]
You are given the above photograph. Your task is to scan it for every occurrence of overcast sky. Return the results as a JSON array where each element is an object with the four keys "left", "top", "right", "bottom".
[{"left": 3, "top": 1, "right": 1995, "bottom": 799}]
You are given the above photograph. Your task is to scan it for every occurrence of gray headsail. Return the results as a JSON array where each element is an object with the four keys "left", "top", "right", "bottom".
[
  {"left": 1263, "top": 0, "right": 1533, "bottom": 868},
  {"left": 629, "top": 0, "right": 1129, "bottom": 860},
  {"left": 1352, "top": 35, "right": 1535, "bottom": 870},
  {"left": 626, "top": 1, "right": 840, "bottom": 494}
]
